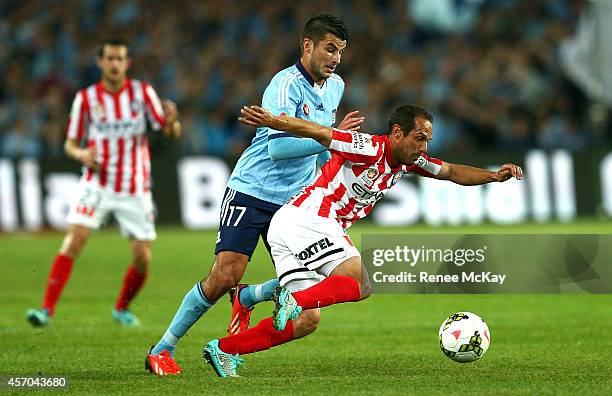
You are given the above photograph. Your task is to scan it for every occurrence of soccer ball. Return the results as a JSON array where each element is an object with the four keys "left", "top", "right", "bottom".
[{"left": 438, "top": 312, "right": 490, "bottom": 363}]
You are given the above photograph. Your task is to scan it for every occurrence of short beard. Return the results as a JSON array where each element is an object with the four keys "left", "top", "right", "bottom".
[{"left": 309, "top": 62, "right": 328, "bottom": 83}]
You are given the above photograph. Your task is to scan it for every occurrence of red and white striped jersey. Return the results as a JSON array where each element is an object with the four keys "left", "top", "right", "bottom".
[
  {"left": 66, "top": 79, "right": 166, "bottom": 195},
  {"left": 289, "top": 129, "right": 443, "bottom": 228}
]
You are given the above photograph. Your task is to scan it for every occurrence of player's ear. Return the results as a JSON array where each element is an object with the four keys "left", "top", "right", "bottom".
[
  {"left": 391, "top": 124, "right": 404, "bottom": 141},
  {"left": 303, "top": 38, "right": 313, "bottom": 54}
]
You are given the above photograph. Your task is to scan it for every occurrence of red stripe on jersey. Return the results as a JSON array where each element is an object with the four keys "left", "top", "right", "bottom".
[
  {"left": 142, "top": 135, "right": 150, "bottom": 192},
  {"left": 336, "top": 197, "right": 358, "bottom": 218},
  {"left": 127, "top": 80, "right": 137, "bottom": 118},
  {"left": 343, "top": 204, "right": 374, "bottom": 228},
  {"left": 114, "top": 137, "right": 125, "bottom": 192},
  {"left": 352, "top": 163, "right": 370, "bottom": 177},
  {"left": 99, "top": 138, "right": 110, "bottom": 186},
  {"left": 113, "top": 92, "right": 122, "bottom": 119},
  {"left": 332, "top": 129, "right": 353, "bottom": 142},
  {"left": 318, "top": 183, "right": 347, "bottom": 218},
  {"left": 77, "top": 89, "right": 89, "bottom": 140},
  {"left": 143, "top": 83, "right": 165, "bottom": 127},
  {"left": 129, "top": 135, "right": 138, "bottom": 195},
  {"left": 85, "top": 139, "right": 94, "bottom": 181},
  {"left": 293, "top": 185, "right": 315, "bottom": 207},
  {"left": 378, "top": 173, "right": 393, "bottom": 190},
  {"left": 293, "top": 154, "right": 344, "bottom": 207}
]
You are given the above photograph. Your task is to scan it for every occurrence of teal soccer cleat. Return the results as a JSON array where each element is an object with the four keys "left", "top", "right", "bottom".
[
  {"left": 203, "top": 339, "right": 244, "bottom": 378},
  {"left": 26, "top": 308, "right": 50, "bottom": 327},
  {"left": 112, "top": 308, "right": 141, "bottom": 326},
  {"left": 272, "top": 286, "right": 302, "bottom": 331}
]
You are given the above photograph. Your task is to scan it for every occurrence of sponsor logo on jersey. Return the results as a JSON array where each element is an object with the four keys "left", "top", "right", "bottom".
[
  {"left": 361, "top": 166, "right": 379, "bottom": 186},
  {"left": 303, "top": 103, "right": 310, "bottom": 116},
  {"left": 92, "top": 104, "right": 105, "bottom": 122},
  {"left": 352, "top": 131, "right": 367, "bottom": 150},
  {"left": 415, "top": 155, "right": 427, "bottom": 167},
  {"left": 351, "top": 183, "right": 385, "bottom": 204},
  {"left": 95, "top": 119, "right": 145, "bottom": 133},
  {"left": 366, "top": 168, "right": 379, "bottom": 180},
  {"left": 130, "top": 99, "right": 141, "bottom": 114},
  {"left": 331, "top": 109, "right": 337, "bottom": 124},
  {"left": 294, "top": 237, "right": 335, "bottom": 261},
  {"left": 315, "top": 103, "right": 324, "bottom": 111}
]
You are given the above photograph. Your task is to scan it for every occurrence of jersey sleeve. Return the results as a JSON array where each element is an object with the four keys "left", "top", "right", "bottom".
[
  {"left": 331, "top": 75, "right": 345, "bottom": 127},
  {"left": 66, "top": 90, "right": 89, "bottom": 141},
  {"left": 328, "top": 129, "right": 380, "bottom": 164},
  {"left": 411, "top": 153, "right": 443, "bottom": 178},
  {"left": 265, "top": 75, "right": 302, "bottom": 140},
  {"left": 142, "top": 82, "right": 166, "bottom": 131}
]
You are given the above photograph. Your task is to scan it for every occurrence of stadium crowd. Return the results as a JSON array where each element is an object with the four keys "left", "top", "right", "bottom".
[{"left": 1, "top": 0, "right": 602, "bottom": 161}]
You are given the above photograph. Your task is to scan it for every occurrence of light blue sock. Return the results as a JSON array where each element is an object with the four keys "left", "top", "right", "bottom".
[
  {"left": 238, "top": 278, "right": 280, "bottom": 308},
  {"left": 151, "top": 282, "right": 213, "bottom": 357}
]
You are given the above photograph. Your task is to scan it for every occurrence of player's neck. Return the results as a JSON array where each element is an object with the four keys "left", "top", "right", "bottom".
[
  {"left": 388, "top": 144, "right": 401, "bottom": 168},
  {"left": 299, "top": 58, "right": 325, "bottom": 87},
  {"left": 101, "top": 77, "right": 126, "bottom": 93},
  {"left": 388, "top": 154, "right": 401, "bottom": 168}
]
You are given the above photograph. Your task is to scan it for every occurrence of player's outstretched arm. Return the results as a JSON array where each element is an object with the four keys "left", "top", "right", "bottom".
[
  {"left": 240, "top": 105, "right": 333, "bottom": 147},
  {"left": 435, "top": 162, "right": 523, "bottom": 185}
]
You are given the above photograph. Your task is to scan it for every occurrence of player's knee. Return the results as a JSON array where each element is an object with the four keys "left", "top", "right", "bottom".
[
  {"left": 214, "top": 265, "right": 241, "bottom": 289},
  {"left": 360, "top": 275, "right": 372, "bottom": 300},
  {"left": 214, "top": 253, "right": 248, "bottom": 287},
  {"left": 293, "top": 309, "right": 321, "bottom": 338}
]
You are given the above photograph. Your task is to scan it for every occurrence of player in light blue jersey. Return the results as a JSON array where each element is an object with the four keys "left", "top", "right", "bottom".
[
  {"left": 145, "top": 15, "right": 364, "bottom": 375},
  {"left": 229, "top": 58, "right": 347, "bottom": 205}
]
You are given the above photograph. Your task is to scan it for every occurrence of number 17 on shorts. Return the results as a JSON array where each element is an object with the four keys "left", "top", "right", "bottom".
[{"left": 214, "top": 188, "right": 281, "bottom": 258}]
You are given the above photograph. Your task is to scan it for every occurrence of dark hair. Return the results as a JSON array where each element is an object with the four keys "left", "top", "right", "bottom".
[
  {"left": 387, "top": 105, "right": 433, "bottom": 135},
  {"left": 301, "top": 14, "right": 348, "bottom": 52},
  {"left": 98, "top": 38, "right": 130, "bottom": 57}
]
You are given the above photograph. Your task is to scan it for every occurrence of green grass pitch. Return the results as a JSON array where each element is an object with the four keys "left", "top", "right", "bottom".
[{"left": 2, "top": 220, "right": 611, "bottom": 395}]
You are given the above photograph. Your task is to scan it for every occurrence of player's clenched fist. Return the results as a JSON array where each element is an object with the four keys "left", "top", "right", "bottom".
[
  {"left": 162, "top": 100, "right": 179, "bottom": 123},
  {"left": 495, "top": 163, "right": 523, "bottom": 182}
]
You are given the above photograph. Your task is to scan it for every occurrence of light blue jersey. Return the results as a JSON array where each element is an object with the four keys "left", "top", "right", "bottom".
[{"left": 228, "top": 61, "right": 345, "bottom": 205}]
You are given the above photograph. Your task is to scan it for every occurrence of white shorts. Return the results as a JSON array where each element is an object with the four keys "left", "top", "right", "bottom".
[
  {"left": 66, "top": 182, "right": 156, "bottom": 240},
  {"left": 267, "top": 205, "right": 360, "bottom": 292}
]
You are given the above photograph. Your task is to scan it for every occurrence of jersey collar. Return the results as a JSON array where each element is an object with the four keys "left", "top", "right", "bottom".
[
  {"left": 98, "top": 78, "right": 129, "bottom": 96},
  {"left": 295, "top": 60, "right": 315, "bottom": 87}
]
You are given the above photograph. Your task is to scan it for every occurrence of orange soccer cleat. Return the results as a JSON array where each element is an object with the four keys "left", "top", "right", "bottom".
[
  {"left": 227, "top": 284, "right": 254, "bottom": 335},
  {"left": 145, "top": 348, "right": 182, "bottom": 376}
]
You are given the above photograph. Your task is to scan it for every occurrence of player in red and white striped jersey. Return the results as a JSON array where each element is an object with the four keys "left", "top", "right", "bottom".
[
  {"left": 65, "top": 75, "right": 167, "bottom": 195},
  {"left": 199, "top": 104, "right": 522, "bottom": 377},
  {"left": 27, "top": 39, "right": 181, "bottom": 334},
  {"left": 289, "top": 129, "right": 444, "bottom": 229}
]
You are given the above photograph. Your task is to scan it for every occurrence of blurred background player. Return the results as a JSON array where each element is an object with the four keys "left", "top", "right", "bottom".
[
  {"left": 146, "top": 14, "right": 364, "bottom": 375},
  {"left": 202, "top": 104, "right": 523, "bottom": 377},
  {"left": 26, "top": 38, "right": 182, "bottom": 328}
]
